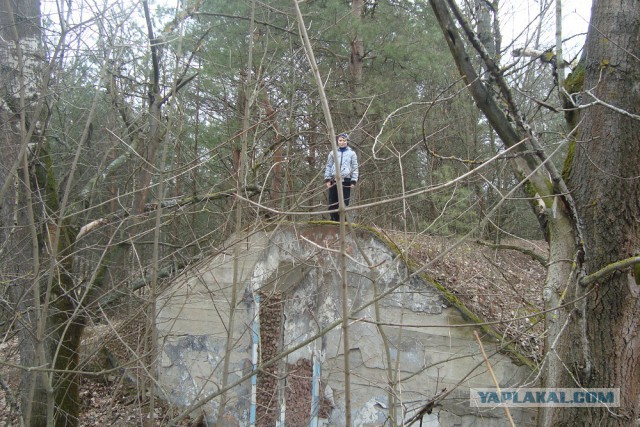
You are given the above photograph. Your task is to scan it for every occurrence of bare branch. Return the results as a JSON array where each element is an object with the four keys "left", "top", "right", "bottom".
[
  {"left": 76, "top": 187, "right": 262, "bottom": 240},
  {"left": 475, "top": 240, "right": 548, "bottom": 267},
  {"left": 580, "top": 256, "right": 640, "bottom": 287},
  {"left": 474, "top": 330, "right": 516, "bottom": 427}
]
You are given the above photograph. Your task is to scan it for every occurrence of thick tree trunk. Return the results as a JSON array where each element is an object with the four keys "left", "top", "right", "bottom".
[
  {"left": 558, "top": 0, "right": 640, "bottom": 424},
  {"left": 427, "top": 1, "right": 640, "bottom": 425}
]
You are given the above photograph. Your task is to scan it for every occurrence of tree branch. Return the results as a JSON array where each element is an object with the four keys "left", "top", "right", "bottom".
[
  {"left": 579, "top": 256, "right": 640, "bottom": 287},
  {"left": 475, "top": 240, "right": 548, "bottom": 267},
  {"left": 76, "top": 186, "right": 262, "bottom": 240}
]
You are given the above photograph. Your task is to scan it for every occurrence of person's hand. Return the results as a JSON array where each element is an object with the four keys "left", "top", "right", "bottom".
[{"left": 326, "top": 181, "right": 332, "bottom": 188}]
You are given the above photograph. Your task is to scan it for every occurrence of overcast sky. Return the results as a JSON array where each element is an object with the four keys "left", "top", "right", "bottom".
[
  {"left": 501, "top": 0, "right": 592, "bottom": 59},
  {"left": 39, "top": 0, "right": 593, "bottom": 67}
]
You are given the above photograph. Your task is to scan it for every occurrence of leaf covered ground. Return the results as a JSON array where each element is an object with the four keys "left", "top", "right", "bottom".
[{"left": 385, "top": 231, "right": 547, "bottom": 362}]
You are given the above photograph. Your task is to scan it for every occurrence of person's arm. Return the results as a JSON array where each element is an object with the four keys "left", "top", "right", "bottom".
[
  {"left": 350, "top": 151, "right": 359, "bottom": 186},
  {"left": 324, "top": 152, "right": 334, "bottom": 187}
]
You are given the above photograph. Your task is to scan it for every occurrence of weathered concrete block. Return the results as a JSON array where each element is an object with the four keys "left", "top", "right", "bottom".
[{"left": 157, "top": 224, "right": 537, "bottom": 425}]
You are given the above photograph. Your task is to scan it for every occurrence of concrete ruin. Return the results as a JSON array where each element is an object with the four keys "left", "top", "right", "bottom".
[{"left": 156, "top": 223, "right": 537, "bottom": 426}]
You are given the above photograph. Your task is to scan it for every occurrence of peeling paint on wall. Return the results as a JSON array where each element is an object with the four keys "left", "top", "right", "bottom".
[{"left": 157, "top": 225, "right": 537, "bottom": 426}]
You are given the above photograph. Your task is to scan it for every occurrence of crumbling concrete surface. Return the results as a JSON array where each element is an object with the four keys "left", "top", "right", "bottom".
[{"left": 157, "top": 224, "right": 537, "bottom": 426}]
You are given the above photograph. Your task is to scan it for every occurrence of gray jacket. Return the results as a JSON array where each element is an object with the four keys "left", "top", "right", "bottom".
[{"left": 324, "top": 147, "right": 359, "bottom": 183}]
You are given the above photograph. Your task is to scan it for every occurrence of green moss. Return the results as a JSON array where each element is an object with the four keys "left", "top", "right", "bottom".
[
  {"left": 564, "top": 62, "right": 585, "bottom": 94},
  {"left": 563, "top": 61, "right": 585, "bottom": 129},
  {"left": 561, "top": 62, "right": 584, "bottom": 183},
  {"left": 522, "top": 181, "right": 538, "bottom": 200},
  {"left": 562, "top": 139, "right": 576, "bottom": 182},
  {"left": 541, "top": 50, "right": 555, "bottom": 63}
]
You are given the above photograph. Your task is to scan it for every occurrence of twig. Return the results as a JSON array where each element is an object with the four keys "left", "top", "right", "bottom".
[
  {"left": 299, "top": 235, "right": 385, "bottom": 269},
  {"left": 404, "top": 388, "right": 447, "bottom": 426},
  {"left": 473, "top": 330, "right": 515, "bottom": 427}
]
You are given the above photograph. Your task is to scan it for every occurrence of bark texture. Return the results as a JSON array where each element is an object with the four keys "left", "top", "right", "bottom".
[
  {"left": 429, "top": 0, "right": 640, "bottom": 424},
  {"left": 0, "top": 1, "right": 48, "bottom": 424},
  {"left": 1, "top": 1, "right": 85, "bottom": 425},
  {"left": 562, "top": 0, "right": 640, "bottom": 424}
]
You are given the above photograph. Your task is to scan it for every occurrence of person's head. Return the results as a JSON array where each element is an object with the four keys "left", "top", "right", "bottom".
[{"left": 336, "top": 132, "right": 349, "bottom": 148}]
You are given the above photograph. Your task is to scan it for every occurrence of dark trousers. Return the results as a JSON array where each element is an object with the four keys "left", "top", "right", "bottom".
[{"left": 328, "top": 179, "right": 351, "bottom": 221}]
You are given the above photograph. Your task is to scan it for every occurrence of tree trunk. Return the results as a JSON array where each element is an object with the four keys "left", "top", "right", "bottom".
[
  {"left": 557, "top": 0, "right": 640, "bottom": 424},
  {"left": 0, "top": 1, "right": 86, "bottom": 425},
  {"left": 0, "top": 0, "right": 48, "bottom": 424},
  {"left": 349, "top": 0, "right": 364, "bottom": 97},
  {"left": 430, "top": 0, "right": 640, "bottom": 425}
]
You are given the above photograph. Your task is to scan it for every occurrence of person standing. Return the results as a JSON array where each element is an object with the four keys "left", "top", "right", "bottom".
[{"left": 324, "top": 133, "right": 359, "bottom": 222}]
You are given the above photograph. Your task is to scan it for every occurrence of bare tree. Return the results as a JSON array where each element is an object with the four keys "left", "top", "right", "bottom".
[{"left": 0, "top": 0, "right": 91, "bottom": 423}]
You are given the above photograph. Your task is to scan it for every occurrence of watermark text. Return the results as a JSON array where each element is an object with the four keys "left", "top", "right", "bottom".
[{"left": 470, "top": 388, "right": 620, "bottom": 407}]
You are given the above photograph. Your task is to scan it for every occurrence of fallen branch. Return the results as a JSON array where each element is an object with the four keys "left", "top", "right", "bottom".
[{"left": 476, "top": 239, "right": 548, "bottom": 267}]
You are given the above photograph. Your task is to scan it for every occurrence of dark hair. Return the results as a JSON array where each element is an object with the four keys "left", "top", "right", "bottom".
[{"left": 336, "top": 132, "right": 350, "bottom": 142}]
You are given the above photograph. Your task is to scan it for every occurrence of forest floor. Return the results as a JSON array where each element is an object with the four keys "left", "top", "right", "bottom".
[{"left": 0, "top": 232, "right": 548, "bottom": 426}]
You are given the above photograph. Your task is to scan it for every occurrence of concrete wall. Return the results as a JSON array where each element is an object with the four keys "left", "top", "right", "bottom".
[{"left": 156, "top": 224, "right": 537, "bottom": 426}]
